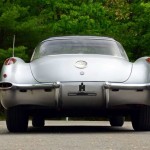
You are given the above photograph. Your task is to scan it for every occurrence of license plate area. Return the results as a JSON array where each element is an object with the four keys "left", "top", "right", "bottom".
[
  {"left": 60, "top": 82, "right": 105, "bottom": 110},
  {"left": 68, "top": 92, "right": 97, "bottom": 96}
]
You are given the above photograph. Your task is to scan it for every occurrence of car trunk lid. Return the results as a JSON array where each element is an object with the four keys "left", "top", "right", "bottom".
[{"left": 30, "top": 55, "right": 132, "bottom": 83}]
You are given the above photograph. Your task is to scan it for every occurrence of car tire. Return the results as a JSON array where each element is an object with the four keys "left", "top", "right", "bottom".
[
  {"left": 32, "top": 116, "right": 45, "bottom": 128},
  {"left": 131, "top": 105, "right": 150, "bottom": 131},
  {"left": 109, "top": 116, "right": 124, "bottom": 127},
  {"left": 6, "top": 106, "right": 29, "bottom": 132}
]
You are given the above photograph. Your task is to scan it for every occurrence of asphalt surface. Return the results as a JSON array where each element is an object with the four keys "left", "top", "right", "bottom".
[{"left": 0, "top": 120, "right": 150, "bottom": 150}]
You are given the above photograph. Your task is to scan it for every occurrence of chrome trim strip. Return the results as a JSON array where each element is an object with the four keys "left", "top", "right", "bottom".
[
  {"left": 104, "top": 82, "right": 150, "bottom": 90},
  {"left": 0, "top": 82, "right": 60, "bottom": 90}
]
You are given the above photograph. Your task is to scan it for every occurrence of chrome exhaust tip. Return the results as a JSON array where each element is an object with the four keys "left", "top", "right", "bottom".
[{"left": 0, "top": 82, "right": 13, "bottom": 90}]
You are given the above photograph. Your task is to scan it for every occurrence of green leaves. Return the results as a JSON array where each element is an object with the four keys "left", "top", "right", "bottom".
[
  {"left": 0, "top": 0, "right": 150, "bottom": 66},
  {"left": 0, "top": 4, "right": 29, "bottom": 28},
  {"left": 49, "top": 1, "right": 108, "bottom": 35}
]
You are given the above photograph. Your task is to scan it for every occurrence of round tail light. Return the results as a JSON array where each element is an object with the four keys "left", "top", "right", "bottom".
[{"left": 4, "top": 58, "right": 16, "bottom": 65}]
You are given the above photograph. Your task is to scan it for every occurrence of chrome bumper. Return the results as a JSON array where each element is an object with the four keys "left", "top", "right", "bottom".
[
  {"left": 0, "top": 82, "right": 60, "bottom": 109},
  {"left": 1, "top": 81, "right": 150, "bottom": 109},
  {"left": 1, "top": 81, "right": 150, "bottom": 90},
  {"left": 104, "top": 82, "right": 150, "bottom": 107},
  {"left": 0, "top": 82, "right": 60, "bottom": 90},
  {"left": 104, "top": 82, "right": 150, "bottom": 90}
]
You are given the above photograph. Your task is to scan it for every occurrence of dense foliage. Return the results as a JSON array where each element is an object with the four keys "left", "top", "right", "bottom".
[{"left": 0, "top": 0, "right": 150, "bottom": 68}]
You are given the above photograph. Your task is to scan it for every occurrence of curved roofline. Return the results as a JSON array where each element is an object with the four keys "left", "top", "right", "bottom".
[{"left": 42, "top": 35, "right": 116, "bottom": 43}]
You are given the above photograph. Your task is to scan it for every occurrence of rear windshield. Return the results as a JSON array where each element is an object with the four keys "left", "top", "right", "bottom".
[{"left": 31, "top": 39, "right": 128, "bottom": 60}]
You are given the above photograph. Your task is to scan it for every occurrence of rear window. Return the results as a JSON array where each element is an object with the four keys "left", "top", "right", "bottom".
[{"left": 31, "top": 39, "right": 127, "bottom": 60}]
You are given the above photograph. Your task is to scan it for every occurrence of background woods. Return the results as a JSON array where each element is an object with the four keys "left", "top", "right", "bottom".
[{"left": 0, "top": 0, "right": 150, "bottom": 68}]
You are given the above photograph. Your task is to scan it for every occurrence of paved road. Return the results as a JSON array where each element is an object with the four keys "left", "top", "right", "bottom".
[{"left": 0, "top": 120, "right": 150, "bottom": 150}]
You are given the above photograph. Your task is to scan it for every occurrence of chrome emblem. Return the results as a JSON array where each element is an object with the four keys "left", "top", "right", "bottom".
[{"left": 75, "top": 60, "right": 87, "bottom": 69}]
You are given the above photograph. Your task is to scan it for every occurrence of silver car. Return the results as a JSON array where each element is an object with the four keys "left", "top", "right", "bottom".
[{"left": 1, "top": 36, "right": 150, "bottom": 132}]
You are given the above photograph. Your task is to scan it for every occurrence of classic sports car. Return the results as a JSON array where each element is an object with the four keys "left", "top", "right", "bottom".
[{"left": 0, "top": 36, "right": 150, "bottom": 132}]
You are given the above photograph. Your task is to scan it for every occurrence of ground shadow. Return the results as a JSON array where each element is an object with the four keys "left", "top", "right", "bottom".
[{"left": 27, "top": 125, "right": 134, "bottom": 134}]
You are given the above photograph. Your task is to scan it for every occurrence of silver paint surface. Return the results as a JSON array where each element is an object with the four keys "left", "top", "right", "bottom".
[
  {"left": 0, "top": 36, "right": 150, "bottom": 111},
  {"left": 30, "top": 55, "right": 132, "bottom": 82}
]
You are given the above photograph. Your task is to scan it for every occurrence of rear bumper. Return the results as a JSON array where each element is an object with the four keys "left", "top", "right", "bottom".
[
  {"left": 104, "top": 82, "right": 150, "bottom": 90},
  {"left": 0, "top": 82, "right": 60, "bottom": 109},
  {"left": 1, "top": 81, "right": 150, "bottom": 109},
  {"left": 104, "top": 82, "right": 150, "bottom": 107}
]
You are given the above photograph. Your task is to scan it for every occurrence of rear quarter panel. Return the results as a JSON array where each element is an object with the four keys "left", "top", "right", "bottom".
[
  {"left": 0, "top": 57, "right": 37, "bottom": 84},
  {"left": 125, "top": 57, "right": 150, "bottom": 84}
]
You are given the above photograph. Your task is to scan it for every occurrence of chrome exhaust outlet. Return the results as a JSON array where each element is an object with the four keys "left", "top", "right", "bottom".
[{"left": 0, "top": 82, "right": 13, "bottom": 90}]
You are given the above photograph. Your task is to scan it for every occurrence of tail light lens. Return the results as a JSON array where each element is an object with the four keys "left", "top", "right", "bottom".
[
  {"left": 3, "top": 74, "right": 7, "bottom": 78},
  {"left": 4, "top": 58, "right": 16, "bottom": 65}
]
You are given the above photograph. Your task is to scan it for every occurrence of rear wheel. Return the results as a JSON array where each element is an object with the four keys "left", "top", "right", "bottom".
[
  {"left": 109, "top": 116, "right": 124, "bottom": 127},
  {"left": 131, "top": 105, "right": 150, "bottom": 131},
  {"left": 32, "top": 116, "right": 45, "bottom": 128},
  {"left": 6, "top": 106, "right": 29, "bottom": 132}
]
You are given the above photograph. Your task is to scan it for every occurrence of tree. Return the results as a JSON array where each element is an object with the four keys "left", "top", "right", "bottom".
[
  {"left": 104, "top": 0, "right": 150, "bottom": 60},
  {"left": 0, "top": 0, "right": 150, "bottom": 66}
]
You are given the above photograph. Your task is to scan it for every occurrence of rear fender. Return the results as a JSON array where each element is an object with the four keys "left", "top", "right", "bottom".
[
  {"left": 0, "top": 57, "right": 38, "bottom": 84},
  {"left": 125, "top": 57, "right": 150, "bottom": 84}
]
